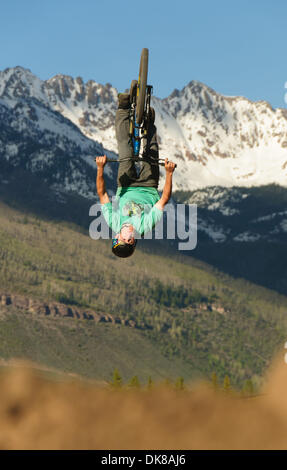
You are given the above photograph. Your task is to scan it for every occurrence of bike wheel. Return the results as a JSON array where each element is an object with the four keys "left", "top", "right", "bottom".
[{"left": 136, "top": 48, "right": 148, "bottom": 125}]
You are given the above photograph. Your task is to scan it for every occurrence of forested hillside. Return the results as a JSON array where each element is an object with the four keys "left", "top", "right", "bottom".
[{"left": 0, "top": 200, "right": 286, "bottom": 389}]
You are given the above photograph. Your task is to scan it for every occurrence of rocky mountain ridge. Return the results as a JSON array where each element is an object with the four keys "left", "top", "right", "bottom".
[{"left": 1, "top": 66, "right": 287, "bottom": 195}]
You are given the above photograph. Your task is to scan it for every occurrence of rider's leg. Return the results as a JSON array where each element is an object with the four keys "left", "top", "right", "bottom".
[
  {"left": 133, "top": 108, "right": 160, "bottom": 188},
  {"left": 116, "top": 94, "right": 137, "bottom": 187}
]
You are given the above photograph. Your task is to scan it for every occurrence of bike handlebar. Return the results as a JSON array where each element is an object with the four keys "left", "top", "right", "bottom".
[{"left": 94, "top": 157, "right": 177, "bottom": 168}]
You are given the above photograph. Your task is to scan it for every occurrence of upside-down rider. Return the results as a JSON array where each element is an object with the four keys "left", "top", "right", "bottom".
[{"left": 96, "top": 91, "right": 176, "bottom": 258}]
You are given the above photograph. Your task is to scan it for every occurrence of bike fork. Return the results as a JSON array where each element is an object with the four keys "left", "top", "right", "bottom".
[{"left": 129, "top": 100, "right": 140, "bottom": 157}]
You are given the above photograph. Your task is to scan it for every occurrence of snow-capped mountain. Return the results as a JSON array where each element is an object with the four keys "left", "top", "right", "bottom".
[
  {"left": 152, "top": 82, "right": 287, "bottom": 190},
  {"left": 0, "top": 66, "right": 118, "bottom": 153},
  {"left": 0, "top": 67, "right": 119, "bottom": 199},
  {"left": 176, "top": 185, "right": 287, "bottom": 244},
  {"left": 1, "top": 66, "right": 287, "bottom": 195}
]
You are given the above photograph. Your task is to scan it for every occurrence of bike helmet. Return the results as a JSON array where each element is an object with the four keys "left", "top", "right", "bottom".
[{"left": 112, "top": 238, "right": 137, "bottom": 258}]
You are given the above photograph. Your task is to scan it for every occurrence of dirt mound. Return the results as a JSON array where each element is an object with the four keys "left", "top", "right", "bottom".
[{"left": 0, "top": 356, "right": 287, "bottom": 449}]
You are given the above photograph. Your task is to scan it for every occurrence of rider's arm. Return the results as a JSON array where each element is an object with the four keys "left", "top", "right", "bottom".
[
  {"left": 155, "top": 159, "right": 176, "bottom": 210},
  {"left": 96, "top": 155, "right": 110, "bottom": 204}
]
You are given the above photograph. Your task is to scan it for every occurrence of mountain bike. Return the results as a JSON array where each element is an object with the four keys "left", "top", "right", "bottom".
[{"left": 101, "top": 48, "right": 175, "bottom": 168}]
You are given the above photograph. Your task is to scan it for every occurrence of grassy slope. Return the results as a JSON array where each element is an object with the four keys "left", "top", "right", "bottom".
[
  {"left": 0, "top": 308, "right": 193, "bottom": 383},
  {"left": 0, "top": 200, "right": 286, "bottom": 388}
]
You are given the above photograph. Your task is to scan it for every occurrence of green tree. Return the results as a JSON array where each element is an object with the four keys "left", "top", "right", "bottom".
[
  {"left": 111, "top": 368, "right": 122, "bottom": 389},
  {"left": 128, "top": 375, "right": 140, "bottom": 389}
]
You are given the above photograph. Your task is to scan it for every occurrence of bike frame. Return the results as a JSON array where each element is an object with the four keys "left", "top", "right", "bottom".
[
  {"left": 95, "top": 74, "right": 177, "bottom": 168},
  {"left": 130, "top": 85, "right": 153, "bottom": 158}
]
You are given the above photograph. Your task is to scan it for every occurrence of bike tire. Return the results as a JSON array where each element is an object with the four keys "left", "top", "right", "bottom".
[{"left": 136, "top": 48, "right": 148, "bottom": 125}]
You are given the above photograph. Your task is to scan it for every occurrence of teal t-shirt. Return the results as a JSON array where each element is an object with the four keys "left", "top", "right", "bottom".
[{"left": 101, "top": 187, "right": 163, "bottom": 236}]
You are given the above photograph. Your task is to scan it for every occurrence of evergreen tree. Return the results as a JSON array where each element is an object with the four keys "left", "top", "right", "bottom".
[
  {"left": 111, "top": 368, "right": 122, "bottom": 389},
  {"left": 128, "top": 375, "right": 140, "bottom": 389}
]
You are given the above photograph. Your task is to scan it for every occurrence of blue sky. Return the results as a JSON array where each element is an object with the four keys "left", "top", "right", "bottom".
[{"left": 0, "top": 0, "right": 286, "bottom": 108}]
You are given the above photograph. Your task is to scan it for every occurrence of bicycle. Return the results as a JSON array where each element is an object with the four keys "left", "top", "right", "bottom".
[{"left": 95, "top": 48, "right": 176, "bottom": 168}]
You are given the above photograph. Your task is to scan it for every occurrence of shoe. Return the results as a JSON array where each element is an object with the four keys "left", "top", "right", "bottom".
[{"left": 118, "top": 93, "right": 130, "bottom": 109}]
